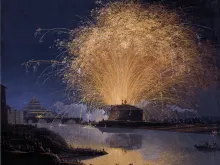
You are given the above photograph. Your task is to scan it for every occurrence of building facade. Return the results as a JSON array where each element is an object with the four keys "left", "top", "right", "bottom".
[
  {"left": 108, "top": 104, "right": 143, "bottom": 121},
  {"left": 24, "top": 97, "right": 55, "bottom": 120},
  {"left": 7, "top": 105, "right": 24, "bottom": 124}
]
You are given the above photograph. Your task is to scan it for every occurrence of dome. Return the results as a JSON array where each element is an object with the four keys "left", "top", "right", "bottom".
[{"left": 27, "top": 97, "right": 41, "bottom": 109}]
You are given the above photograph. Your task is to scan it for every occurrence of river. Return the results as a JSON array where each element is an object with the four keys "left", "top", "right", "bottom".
[{"left": 38, "top": 124, "right": 220, "bottom": 165}]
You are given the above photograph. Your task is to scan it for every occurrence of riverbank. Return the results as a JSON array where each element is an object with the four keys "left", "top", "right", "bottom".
[
  {"left": 96, "top": 120, "right": 220, "bottom": 135},
  {"left": 2, "top": 150, "right": 83, "bottom": 165},
  {"left": 1, "top": 124, "right": 108, "bottom": 165}
]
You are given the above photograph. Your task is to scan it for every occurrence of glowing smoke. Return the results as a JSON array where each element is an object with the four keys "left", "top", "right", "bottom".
[
  {"left": 137, "top": 100, "right": 199, "bottom": 121},
  {"left": 166, "top": 105, "right": 196, "bottom": 113},
  {"left": 53, "top": 100, "right": 201, "bottom": 123},
  {"left": 53, "top": 102, "right": 108, "bottom": 122}
]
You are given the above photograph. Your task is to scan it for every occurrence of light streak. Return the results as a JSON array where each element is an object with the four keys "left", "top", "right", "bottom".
[{"left": 64, "top": 1, "right": 217, "bottom": 107}]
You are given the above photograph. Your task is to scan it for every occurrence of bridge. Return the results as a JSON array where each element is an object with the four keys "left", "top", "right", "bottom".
[{"left": 24, "top": 117, "right": 82, "bottom": 124}]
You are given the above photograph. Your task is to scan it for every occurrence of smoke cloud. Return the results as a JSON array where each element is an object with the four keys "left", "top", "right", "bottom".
[
  {"left": 137, "top": 100, "right": 197, "bottom": 113},
  {"left": 53, "top": 102, "right": 108, "bottom": 122},
  {"left": 137, "top": 100, "right": 199, "bottom": 121},
  {"left": 53, "top": 100, "right": 199, "bottom": 123},
  {"left": 166, "top": 105, "right": 196, "bottom": 113}
]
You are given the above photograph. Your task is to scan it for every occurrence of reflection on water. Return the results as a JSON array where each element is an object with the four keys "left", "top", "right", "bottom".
[
  {"left": 106, "top": 133, "right": 142, "bottom": 150},
  {"left": 38, "top": 124, "right": 220, "bottom": 165}
]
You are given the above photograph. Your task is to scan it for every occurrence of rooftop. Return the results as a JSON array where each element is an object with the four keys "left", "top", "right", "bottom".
[
  {"left": 111, "top": 104, "right": 143, "bottom": 111},
  {"left": 25, "top": 97, "right": 43, "bottom": 110}
]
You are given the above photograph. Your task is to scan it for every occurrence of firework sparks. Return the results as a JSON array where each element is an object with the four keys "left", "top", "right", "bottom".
[
  {"left": 32, "top": 1, "right": 218, "bottom": 108},
  {"left": 63, "top": 1, "right": 217, "bottom": 107}
]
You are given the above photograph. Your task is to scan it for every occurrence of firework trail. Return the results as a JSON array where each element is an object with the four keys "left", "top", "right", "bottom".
[
  {"left": 32, "top": 0, "right": 218, "bottom": 108},
  {"left": 65, "top": 1, "right": 217, "bottom": 107}
]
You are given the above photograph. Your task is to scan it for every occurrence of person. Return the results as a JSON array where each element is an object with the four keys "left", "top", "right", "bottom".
[
  {"left": 35, "top": 142, "right": 45, "bottom": 153},
  {"left": 124, "top": 100, "right": 127, "bottom": 104}
]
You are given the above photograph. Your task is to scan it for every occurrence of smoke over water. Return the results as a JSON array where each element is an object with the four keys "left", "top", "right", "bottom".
[
  {"left": 137, "top": 100, "right": 196, "bottom": 113},
  {"left": 53, "top": 100, "right": 199, "bottom": 123},
  {"left": 137, "top": 100, "right": 199, "bottom": 121},
  {"left": 53, "top": 102, "right": 108, "bottom": 122}
]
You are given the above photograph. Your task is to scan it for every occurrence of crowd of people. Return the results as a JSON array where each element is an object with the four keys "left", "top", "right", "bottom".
[
  {"left": 2, "top": 124, "right": 48, "bottom": 153},
  {"left": 2, "top": 138, "right": 51, "bottom": 153},
  {"left": 71, "top": 147, "right": 106, "bottom": 155},
  {"left": 2, "top": 124, "right": 108, "bottom": 165}
]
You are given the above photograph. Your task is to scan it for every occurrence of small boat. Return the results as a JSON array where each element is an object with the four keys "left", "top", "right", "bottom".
[{"left": 194, "top": 143, "right": 220, "bottom": 151}]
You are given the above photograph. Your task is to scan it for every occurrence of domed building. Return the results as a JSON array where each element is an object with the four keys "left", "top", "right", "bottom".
[
  {"left": 108, "top": 104, "right": 143, "bottom": 121},
  {"left": 24, "top": 97, "right": 55, "bottom": 119}
]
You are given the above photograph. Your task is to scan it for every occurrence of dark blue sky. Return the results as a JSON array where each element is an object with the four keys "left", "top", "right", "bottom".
[
  {"left": 1, "top": 0, "right": 220, "bottom": 116},
  {"left": 1, "top": 0, "right": 97, "bottom": 109}
]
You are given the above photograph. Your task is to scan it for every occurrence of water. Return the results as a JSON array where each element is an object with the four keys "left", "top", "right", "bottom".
[{"left": 38, "top": 124, "right": 220, "bottom": 165}]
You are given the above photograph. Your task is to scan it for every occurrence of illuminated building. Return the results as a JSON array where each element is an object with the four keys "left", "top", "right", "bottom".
[
  {"left": 24, "top": 97, "right": 55, "bottom": 119},
  {"left": 109, "top": 104, "right": 143, "bottom": 121}
]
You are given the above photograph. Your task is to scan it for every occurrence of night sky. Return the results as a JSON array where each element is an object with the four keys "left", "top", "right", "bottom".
[{"left": 1, "top": 0, "right": 220, "bottom": 116}]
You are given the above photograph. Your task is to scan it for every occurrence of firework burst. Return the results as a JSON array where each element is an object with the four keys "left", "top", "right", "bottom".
[{"left": 32, "top": 0, "right": 218, "bottom": 108}]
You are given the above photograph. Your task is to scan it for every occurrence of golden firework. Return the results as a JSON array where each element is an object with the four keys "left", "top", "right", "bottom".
[{"left": 63, "top": 1, "right": 217, "bottom": 107}]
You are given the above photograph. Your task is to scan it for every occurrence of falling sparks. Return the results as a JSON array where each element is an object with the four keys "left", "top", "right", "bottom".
[
  {"left": 32, "top": 0, "right": 218, "bottom": 108},
  {"left": 63, "top": 0, "right": 217, "bottom": 107}
]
